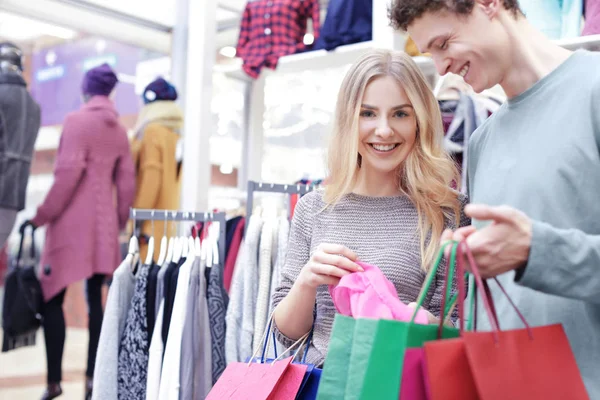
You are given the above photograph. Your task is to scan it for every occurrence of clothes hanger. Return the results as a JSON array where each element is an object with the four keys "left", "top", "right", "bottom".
[
  {"left": 126, "top": 209, "right": 140, "bottom": 270},
  {"left": 172, "top": 217, "right": 182, "bottom": 264},
  {"left": 187, "top": 212, "right": 196, "bottom": 259},
  {"left": 166, "top": 211, "right": 176, "bottom": 264},
  {"left": 210, "top": 218, "right": 219, "bottom": 267},
  {"left": 156, "top": 211, "right": 169, "bottom": 266},
  {"left": 144, "top": 210, "right": 156, "bottom": 265},
  {"left": 181, "top": 213, "right": 189, "bottom": 258}
]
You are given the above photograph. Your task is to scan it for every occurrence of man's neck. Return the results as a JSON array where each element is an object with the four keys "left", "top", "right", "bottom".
[{"left": 498, "top": 16, "right": 572, "bottom": 98}]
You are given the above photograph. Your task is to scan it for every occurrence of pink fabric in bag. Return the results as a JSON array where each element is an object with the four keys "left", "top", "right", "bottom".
[{"left": 329, "top": 262, "right": 429, "bottom": 324}]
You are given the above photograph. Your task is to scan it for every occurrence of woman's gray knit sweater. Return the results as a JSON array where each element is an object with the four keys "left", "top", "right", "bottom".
[{"left": 271, "top": 190, "right": 470, "bottom": 366}]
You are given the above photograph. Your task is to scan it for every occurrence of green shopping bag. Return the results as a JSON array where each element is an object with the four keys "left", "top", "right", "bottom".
[
  {"left": 343, "top": 242, "right": 462, "bottom": 400},
  {"left": 315, "top": 315, "right": 356, "bottom": 400}
]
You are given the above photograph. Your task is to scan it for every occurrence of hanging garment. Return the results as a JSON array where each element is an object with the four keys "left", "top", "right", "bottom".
[
  {"left": 443, "top": 94, "right": 487, "bottom": 194},
  {"left": 269, "top": 216, "right": 290, "bottom": 314},
  {"left": 583, "top": 0, "right": 600, "bottom": 34},
  {"left": 146, "top": 262, "right": 160, "bottom": 345},
  {"left": 225, "top": 216, "right": 243, "bottom": 261},
  {"left": 240, "top": 215, "right": 264, "bottom": 361},
  {"left": 0, "top": 72, "right": 40, "bottom": 212},
  {"left": 92, "top": 258, "right": 136, "bottom": 400},
  {"left": 236, "top": 0, "right": 321, "bottom": 78},
  {"left": 158, "top": 255, "right": 194, "bottom": 400},
  {"left": 161, "top": 258, "right": 184, "bottom": 348},
  {"left": 224, "top": 217, "right": 245, "bottom": 293},
  {"left": 31, "top": 96, "right": 135, "bottom": 302},
  {"left": 313, "top": 0, "right": 372, "bottom": 51},
  {"left": 117, "top": 263, "right": 150, "bottom": 400},
  {"left": 180, "top": 258, "right": 212, "bottom": 400},
  {"left": 155, "top": 260, "right": 170, "bottom": 318},
  {"left": 131, "top": 100, "right": 184, "bottom": 262},
  {"left": 329, "top": 262, "right": 429, "bottom": 323},
  {"left": 225, "top": 238, "right": 247, "bottom": 364},
  {"left": 207, "top": 255, "right": 229, "bottom": 384},
  {"left": 253, "top": 219, "right": 275, "bottom": 353},
  {"left": 146, "top": 300, "right": 164, "bottom": 400},
  {"left": 519, "top": 0, "right": 583, "bottom": 39}
]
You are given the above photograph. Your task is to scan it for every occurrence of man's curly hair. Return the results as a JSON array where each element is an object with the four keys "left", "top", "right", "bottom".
[{"left": 389, "top": 0, "right": 522, "bottom": 31}]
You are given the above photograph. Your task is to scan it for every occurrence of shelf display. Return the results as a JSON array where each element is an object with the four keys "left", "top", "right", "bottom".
[
  {"left": 236, "top": 0, "right": 321, "bottom": 79},
  {"left": 313, "top": 0, "right": 372, "bottom": 51}
]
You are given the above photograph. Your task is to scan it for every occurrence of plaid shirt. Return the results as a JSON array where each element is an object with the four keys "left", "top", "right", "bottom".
[{"left": 236, "top": 0, "right": 321, "bottom": 78}]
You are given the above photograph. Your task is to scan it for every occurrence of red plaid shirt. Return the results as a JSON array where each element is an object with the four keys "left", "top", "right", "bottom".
[{"left": 236, "top": 0, "right": 321, "bottom": 78}]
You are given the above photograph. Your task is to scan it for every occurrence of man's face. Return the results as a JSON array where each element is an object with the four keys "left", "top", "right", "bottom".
[{"left": 407, "top": 6, "right": 510, "bottom": 93}]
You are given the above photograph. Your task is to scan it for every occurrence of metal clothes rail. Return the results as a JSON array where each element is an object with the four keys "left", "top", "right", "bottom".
[
  {"left": 130, "top": 208, "right": 227, "bottom": 267},
  {"left": 245, "top": 180, "right": 319, "bottom": 233}
]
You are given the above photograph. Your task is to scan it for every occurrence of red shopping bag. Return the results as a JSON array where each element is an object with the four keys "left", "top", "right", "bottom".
[
  {"left": 425, "top": 241, "right": 589, "bottom": 400},
  {"left": 423, "top": 242, "right": 479, "bottom": 400},
  {"left": 207, "top": 357, "right": 294, "bottom": 400}
]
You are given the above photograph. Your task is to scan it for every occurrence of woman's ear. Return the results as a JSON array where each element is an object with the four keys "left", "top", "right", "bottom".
[{"left": 476, "top": 0, "right": 502, "bottom": 19}]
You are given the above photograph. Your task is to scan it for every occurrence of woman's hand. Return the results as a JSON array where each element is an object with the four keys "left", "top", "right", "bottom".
[
  {"left": 297, "top": 243, "right": 363, "bottom": 289},
  {"left": 407, "top": 302, "right": 455, "bottom": 327}
]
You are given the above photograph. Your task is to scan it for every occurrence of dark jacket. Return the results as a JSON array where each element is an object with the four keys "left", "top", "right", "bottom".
[{"left": 0, "top": 73, "right": 41, "bottom": 211}]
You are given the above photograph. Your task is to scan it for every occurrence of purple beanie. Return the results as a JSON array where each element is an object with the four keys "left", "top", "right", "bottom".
[{"left": 81, "top": 63, "right": 118, "bottom": 96}]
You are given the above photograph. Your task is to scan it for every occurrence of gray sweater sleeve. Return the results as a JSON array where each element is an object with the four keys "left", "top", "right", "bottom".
[
  {"left": 518, "top": 75, "right": 600, "bottom": 304},
  {"left": 271, "top": 193, "right": 315, "bottom": 348}
]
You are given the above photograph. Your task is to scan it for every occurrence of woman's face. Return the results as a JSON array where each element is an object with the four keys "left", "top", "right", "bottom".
[{"left": 357, "top": 75, "right": 418, "bottom": 176}]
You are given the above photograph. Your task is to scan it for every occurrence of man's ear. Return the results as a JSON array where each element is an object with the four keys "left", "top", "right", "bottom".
[{"left": 475, "top": 0, "right": 501, "bottom": 19}]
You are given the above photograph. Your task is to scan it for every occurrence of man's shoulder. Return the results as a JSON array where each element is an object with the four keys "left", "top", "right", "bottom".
[{"left": 469, "top": 105, "right": 506, "bottom": 155}]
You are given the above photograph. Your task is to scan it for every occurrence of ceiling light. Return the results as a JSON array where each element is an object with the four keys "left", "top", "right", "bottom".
[
  {"left": 219, "top": 46, "right": 237, "bottom": 58},
  {"left": 0, "top": 12, "right": 77, "bottom": 41}
]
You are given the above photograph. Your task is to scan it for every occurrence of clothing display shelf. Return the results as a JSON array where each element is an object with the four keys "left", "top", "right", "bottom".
[
  {"left": 129, "top": 208, "right": 227, "bottom": 267},
  {"left": 221, "top": 40, "right": 437, "bottom": 83},
  {"left": 555, "top": 34, "right": 600, "bottom": 51},
  {"left": 245, "top": 180, "right": 319, "bottom": 233}
]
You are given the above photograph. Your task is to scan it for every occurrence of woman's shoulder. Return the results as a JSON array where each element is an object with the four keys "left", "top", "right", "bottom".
[
  {"left": 448, "top": 190, "right": 470, "bottom": 228},
  {"left": 294, "top": 189, "right": 326, "bottom": 218}
]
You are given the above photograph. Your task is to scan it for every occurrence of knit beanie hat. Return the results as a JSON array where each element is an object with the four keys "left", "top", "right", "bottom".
[
  {"left": 143, "top": 77, "right": 178, "bottom": 104},
  {"left": 81, "top": 63, "right": 118, "bottom": 97}
]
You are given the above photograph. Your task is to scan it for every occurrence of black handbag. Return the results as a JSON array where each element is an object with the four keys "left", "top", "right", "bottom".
[{"left": 2, "top": 223, "right": 44, "bottom": 352}]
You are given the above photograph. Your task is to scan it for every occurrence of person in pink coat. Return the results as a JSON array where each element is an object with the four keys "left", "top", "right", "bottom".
[{"left": 25, "top": 63, "right": 135, "bottom": 400}]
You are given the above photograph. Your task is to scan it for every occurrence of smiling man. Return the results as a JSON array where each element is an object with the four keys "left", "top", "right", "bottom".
[{"left": 389, "top": 0, "right": 600, "bottom": 395}]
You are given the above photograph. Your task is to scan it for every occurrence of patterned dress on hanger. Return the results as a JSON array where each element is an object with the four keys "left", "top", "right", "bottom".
[
  {"left": 117, "top": 264, "right": 150, "bottom": 399},
  {"left": 207, "top": 259, "right": 229, "bottom": 384}
]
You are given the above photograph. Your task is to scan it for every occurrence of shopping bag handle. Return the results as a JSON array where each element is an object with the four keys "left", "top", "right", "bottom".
[
  {"left": 457, "top": 241, "right": 533, "bottom": 341},
  {"left": 259, "top": 311, "right": 315, "bottom": 364},
  {"left": 411, "top": 240, "right": 458, "bottom": 324}
]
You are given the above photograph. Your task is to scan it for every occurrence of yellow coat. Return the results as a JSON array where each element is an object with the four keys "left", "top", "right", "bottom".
[{"left": 131, "top": 100, "right": 184, "bottom": 262}]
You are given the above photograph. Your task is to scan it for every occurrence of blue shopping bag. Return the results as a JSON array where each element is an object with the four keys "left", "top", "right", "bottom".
[{"left": 246, "top": 315, "right": 322, "bottom": 399}]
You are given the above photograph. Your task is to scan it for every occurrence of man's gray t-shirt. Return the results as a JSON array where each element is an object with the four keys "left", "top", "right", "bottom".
[{"left": 468, "top": 50, "right": 600, "bottom": 396}]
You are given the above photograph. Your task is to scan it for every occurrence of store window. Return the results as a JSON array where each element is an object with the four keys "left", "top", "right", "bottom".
[{"left": 261, "top": 64, "right": 351, "bottom": 183}]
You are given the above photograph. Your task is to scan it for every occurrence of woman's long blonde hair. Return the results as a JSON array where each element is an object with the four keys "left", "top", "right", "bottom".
[{"left": 324, "top": 49, "right": 462, "bottom": 271}]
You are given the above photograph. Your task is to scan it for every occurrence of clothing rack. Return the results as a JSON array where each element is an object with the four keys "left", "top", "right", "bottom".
[
  {"left": 130, "top": 208, "right": 227, "bottom": 266},
  {"left": 245, "top": 180, "right": 318, "bottom": 234}
]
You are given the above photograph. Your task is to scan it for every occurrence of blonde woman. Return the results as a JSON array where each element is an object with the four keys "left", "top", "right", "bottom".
[{"left": 271, "top": 49, "right": 470, "bottom": 367}]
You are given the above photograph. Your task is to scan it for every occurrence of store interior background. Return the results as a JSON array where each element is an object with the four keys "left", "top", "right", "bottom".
[{"left": 1, "top": 0, "right": 600, "bottom": 397}]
